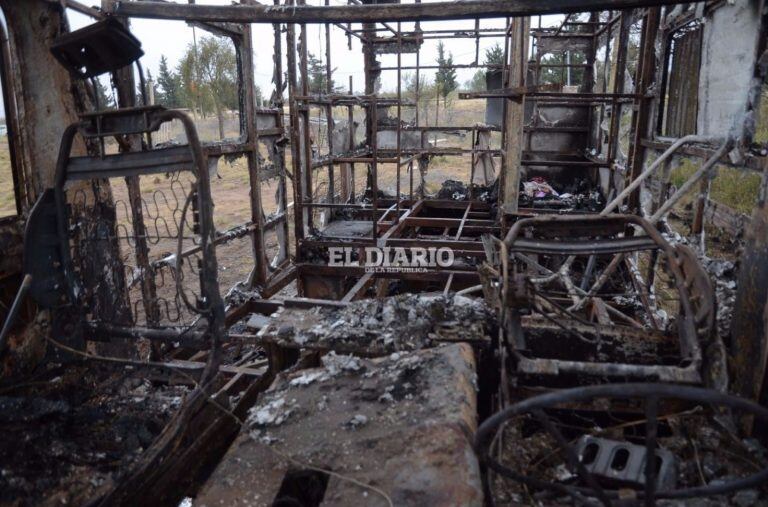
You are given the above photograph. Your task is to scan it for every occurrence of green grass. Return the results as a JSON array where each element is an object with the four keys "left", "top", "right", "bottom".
[
  {"left": 670, "top": 159, "right": 761, "bottom": 214},
  {"left": 755, "top": 90, "right": 768, "bottom": 144},
  {"left": 0, "top": 137, "right": 16, "bottom": 218}
]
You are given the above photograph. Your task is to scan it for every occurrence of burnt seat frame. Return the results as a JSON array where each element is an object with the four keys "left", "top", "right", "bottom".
[
  {"left": 52, "top": 106, "right": 226, "bottom": 349},
  {"left": 498, "top": 214, "right": 707, "bottom": 384}
]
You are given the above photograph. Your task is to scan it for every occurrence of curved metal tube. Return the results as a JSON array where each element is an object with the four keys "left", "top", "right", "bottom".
[
  {"left": 602, "top": 134, "right": 723, "bottom": 216},
  {"left": 651, "top": 138, "right": 733, "bottom": 223},
  {"left": 475, "top": 383, "right": 768, "bottom": 503}
]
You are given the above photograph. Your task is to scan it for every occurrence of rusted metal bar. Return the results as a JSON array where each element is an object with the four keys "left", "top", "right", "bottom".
[
  {"left": 0, "top": 274, "right": 31, "bottom": 354},
  {"left": 650, "top": 139, "right": 733, "bottom": 223},
  {"left": 344, "top": 75, "right": 354, "bottom": 202},
  {"left": 455, "top": 203, "right": 472, "bottom": 240},
  {"left": 603, "top": 135, "right": 722, "bottom": 215},
  {"left": 241, "top": 24, "right": 269, "bottom": 288},
  {"left": 112, "top": 18, "right": 160, "bottom": 335},
  {"left": 377, "top": 199, "right": 425, "bottom": 243},
  {"left": 59, "top": 0, "right": 105, "bottom": 18},
  {"left": 607, "top": 11, "right": 630, "bottom": 163},
  {"left": 501, "top": 15, "right": 529, "bottom": 215},
  {"left": 381, "top": 63, "right": 504, "bottom": 71},
  {"left": 0, "top": 19, "right": 25, "bottom": 214},
  {"left": 371, "top": 96, "right": 379, "bottom": 239},
  {"left": 272, "top": 2, "right": 290, "bottom": 266},
  {"left": 552, "top": 13, "right": 573, "bottom": 37},
  {"left": 341, "top": 272, "right": 374, "bottom": 302},
  {"left": 395, "top": 22, "right": 402, "bottom": 224},
  {"left": 112, "top": 0, "right": 693, "bottom": 24},
  {"left": 641, "top": 138, "right": 765, "bottom": 172},
  {"left": 594, "top": 11, "right": 621, "bottom": 37},
  {"left": 627, "top": 8, "right": 661, "bottom": 213},
  {"left": 295, "top": 94, "right": 411, "bottom": 106},
  {"left": 324, "top": 4, "right": 335, "bottom": 206},
  {"left": 286, "top": 2, "right": 305, "bottom": 245},
  {"left": 299, "top": 12, "right": 314, "bottom": 234},
  {"left": 469, "top": 128, "right": 477, "bottom": 198}
]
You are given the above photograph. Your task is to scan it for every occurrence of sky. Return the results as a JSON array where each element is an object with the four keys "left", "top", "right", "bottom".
[{"left": 66, "top": 0, "right": 565, "bottom": 99}]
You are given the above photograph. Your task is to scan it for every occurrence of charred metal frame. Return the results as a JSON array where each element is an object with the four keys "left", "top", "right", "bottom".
[
  {"left": 73, "top": 1, "right": 757, "bottom": 352},
  {"left": 489, "top": 214, "right": 708, "bottom": 384},
  {"left": 53, "top": 107, "right": 226, "bottom": 346},
  {"left": 475, "top": 383, "right": 768, "bottom": 506},
  {"left": 0, "top": 0, "right": 765, "bottom": 505},
  {"left": 93, "top": 0, "right": 699, "bottom": 305},
  {"left": 0, "top": 1, "right": 743, "bottom": 398}
]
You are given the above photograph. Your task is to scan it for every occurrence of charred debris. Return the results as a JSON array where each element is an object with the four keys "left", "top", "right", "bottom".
[{"left": 1, "top": 1, "right": 768, "bottom": 506}]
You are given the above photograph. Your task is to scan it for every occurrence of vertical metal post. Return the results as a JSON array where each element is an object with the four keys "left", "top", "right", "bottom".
[
  {"left": 371, "top": 96, "right": 378, "bottom": 239},
  {"left": 286, "top": 0, "right": 304, "bottom": 246},
  {"left": 395, "top": 21, "right": 402, "bottom": 223},
  {"left": 627, "top": 8, "right": 660, "bottom": 213},
  {"left": 272, "top": 2, "right": 290, "bottom": 261},
  {"left": 325, "top": 1, "right": 335, "bottom": 205},
  {"left": 242, "top": 24, "right": 269, "bottom": 288},
  {"left": 112, "top": 16, "right": 159, "bottom": 338},
  {"left": 299, "top": 11, "right": 313, "bottom": 233},
  {"left": 608, "top": 12, "right": 630, "bottom": 163},
  {"left": 348, "top": 75, "right": 355, "bottom": 202},
  {"left": 500, "top": 16, "right": 530, "bottom": 215}
]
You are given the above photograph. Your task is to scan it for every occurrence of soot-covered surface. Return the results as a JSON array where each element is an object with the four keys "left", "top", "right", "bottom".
[{"left": 0, "top": 363, "right": 188, "bottom": 507}]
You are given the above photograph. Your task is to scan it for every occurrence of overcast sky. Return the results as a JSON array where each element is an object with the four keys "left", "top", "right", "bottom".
[{"left": 67, "top": 1, "right": 564, "bottom": 98}]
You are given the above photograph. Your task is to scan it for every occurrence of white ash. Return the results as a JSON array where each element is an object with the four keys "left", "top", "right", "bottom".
[
  {"left": 248, "top": 429, "right": 280, "bottom": 446},
  {"left": 345, "top": 414, "right": 369, "bottom": 429},
  {"left": 701, "top": 257, "right": 738, "bottom": 338},
  {"left": 248, "top": 397, "right": 296, "bottom": 427},
  {"left": 554, "top": 464, "right": 575, "bottom": 482},
  {"left": 288, "top": 370, "right": 327, "bottom": 387},
  {"left": 284, "top": 352, "right": 364, "bottom": 389},
  {"left": 275, "top": 293, "right": 492, "bottom": 353},
  {"left": 322, "top": 351, "right": 363, "bottom": 376}
]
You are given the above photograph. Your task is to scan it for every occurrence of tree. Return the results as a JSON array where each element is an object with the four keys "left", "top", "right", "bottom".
[
  {"left": 465, "top": 71, "right": 486, "bottom": 92},
  {"left": 156, "top": 55, "right": 182, "bottom": 108},
  {"left": 93, "top": 77, "right": 115, "bottom": 110},
  {"left": 539, "top": 51, "right": 586, "bottom": 86},
  {"left": 254, "top": 84, "right": 264, "bottom": 107},
  {"left": 434, "top": 42, "right": 458, "bottom": 106},
  {"left": 178, "top": 36, "right": 238, "bottom": 138},
  {"left": 305, "top": 52, "right": 339, "bottom": 93},
  {"left": 465, "top": 43, "right": 505, "bottom": 92},
  {"left": 136, "top": 69, "right": 160, "bottom": 106},
  {"left": 484, "top": 43, "right": 505, "bottom": 66}
]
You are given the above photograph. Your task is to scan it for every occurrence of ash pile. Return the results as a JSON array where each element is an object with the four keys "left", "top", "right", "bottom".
[
  {"left": 196, "top": 343, "right": 483, "bottom": 506},
  {"left": 0, "top": 364, "right": 188, "bottom": 506},
  {"left": 259, "top": 293, "right": 494, "bottom": 355}
]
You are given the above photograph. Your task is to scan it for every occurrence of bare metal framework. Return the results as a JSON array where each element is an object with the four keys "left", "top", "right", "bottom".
[
  {"left": 87, "top": 0, "right": 761, "bottom": 306},
  {"left": 0, "top": 3, "right": 730, "bottom": 404},
  {"left": 0, "top": 1, "right": 763, "bottom": 505}
]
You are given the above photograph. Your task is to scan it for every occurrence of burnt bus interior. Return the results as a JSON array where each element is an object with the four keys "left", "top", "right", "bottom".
[{"left": 1, "top": 1, "right": 768, "bottom": 506}]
